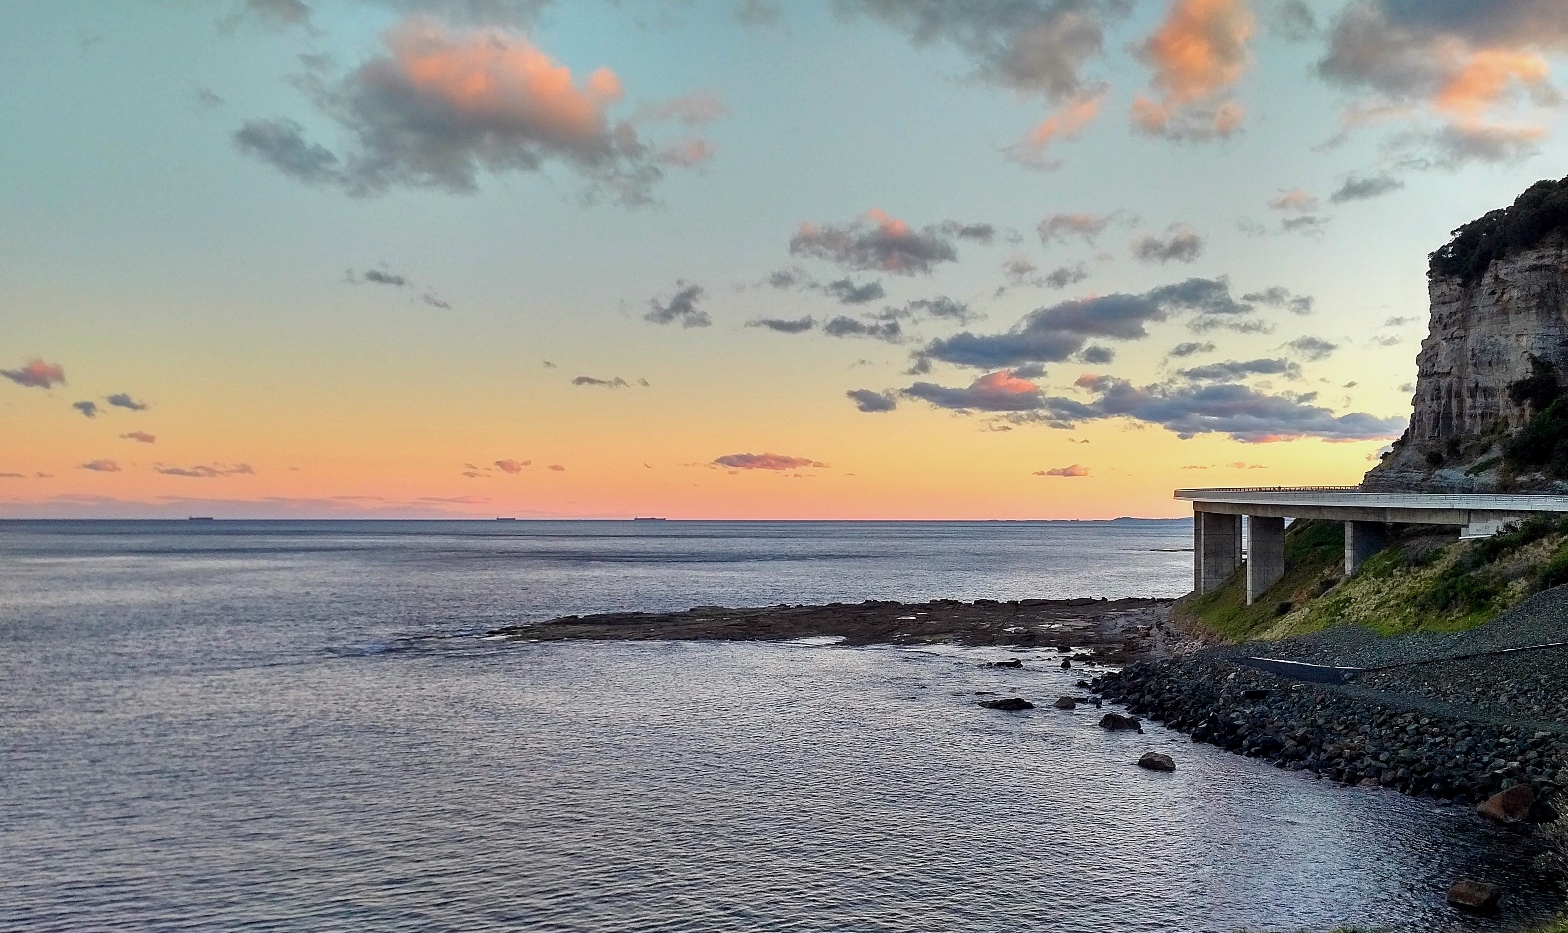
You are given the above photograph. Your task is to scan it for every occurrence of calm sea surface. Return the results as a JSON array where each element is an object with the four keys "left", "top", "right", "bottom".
[{"left": 2, "top": 520, "right": 1564, "bottom": 932}]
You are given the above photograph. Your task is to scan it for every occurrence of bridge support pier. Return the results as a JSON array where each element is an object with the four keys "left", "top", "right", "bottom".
[
  {"left": 1344, "top": 521, "right": 1387, "bottom": 576},
  {"left": 1194, "top": 510, "right": 1242, "bottom": 595},
  {"left": 1246, "top": 516, "right": 1286, "bottom": 605}
]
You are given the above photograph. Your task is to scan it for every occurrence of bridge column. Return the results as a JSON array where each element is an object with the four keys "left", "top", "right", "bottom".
[
  {"left": 1246, "top": 516, "right": 1286, "bottom": 605},
  {"left": 1344, "top": 521, "right": 1387, "bottom": 576},
  {"left": 1194, "top": 510, "right": 1241, "bottom": 595}
]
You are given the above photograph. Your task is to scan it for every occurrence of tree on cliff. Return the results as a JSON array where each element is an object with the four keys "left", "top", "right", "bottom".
[{"left": 1432, "top": 176, "right": 1568, "bottom": 285}]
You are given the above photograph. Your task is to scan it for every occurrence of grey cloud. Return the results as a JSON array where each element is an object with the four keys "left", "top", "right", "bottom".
[
  {"left": 1178, "top": 358, "right": 1301, "bottom": 382},
  {"left": 836, "top": 0, "right": 1117, "bottom": 103},
  {"left": 903, "top": 372, "right": 1049, "bottom": 413},
  {"left": 1037, "top": 211, "right": 1119, "bottom": 244},
  {"left": 421, "top": 291, "right": 451, "bottom": 309},
  {"left": 572, "top": 376, "right": 632, "bottom": 388},
  {"left": 1287, "top": 335, "right": 1339, "bottom": 360},
  {"left": 154, "top": 463, "right": 256, "bottom": 478},
  {"left": 823, "top": 278, "right": 886, "bottom": 305},
  {"left": 106, "top": 393, "right": 149, "bottom": 411},
  {"left": 233, "top": 19, "right": 676, "bottom": 205},
  {"left": 195, "top": 87, "right": 226, "bottom": 109},
  {"left": 823, "top": 316, "right": 902, "bottom": 342},
  {"left": 1012, "top": 362, "right": 1047, "bottom": 378},
  {"left": 1077, "top": 345, "right": 1115, "bottom": 364},
  {"left": 1269, "top": 0, "right": 1318, "bottom": 40},
  {"left": 1167, "top": 341, "right": 1215, "bottom": 358},
  {"left": 1280, "top": 215, "right": 1330, "bottom": 237},
  {"left": 766, "top": 266, "right": 810, "bottom": 289},
  {"left": 847, "top": 388, "right": 898, "bottom": 412},
  {"left": 646, "top": 280, "right": 710, "bottom": 328},
  {"left": 1001, "top": 257, "right": 1088, "bottom": 290},
  {"left": 921, "top": 277, "right": 1247, "bottom": 369},
  {"left": 747, "top": 316, "right": 816, "bottom": 334},
  {"left": 80, "top": 459, "right": 121, "bottom": 472},
  {"left": 73, "top": 401, "right": 99, "bottom": 418},
  {"left": 1432, "top": 122, "right": 1545, "bottom": 166},
  {"left": 1242, "top": 286, "right": 1314, "bottom": 314},
  {"left": 1383, "top": 316, "right": 1415, "bottom": 326},
  {"left": 1045, "top": 263, "right": 1089, "bottom": 289},
  {"left": 940, "top": 221, "right": 997, "bottom": 243},
  {"left": 1330, "top": 171, "right": 1405, "bottom": 202},
  {"left": 790, "top": 213, "right": 962, "bottom": 275},
  {"left": 880, "top": 296, "right": 977, "bottom": 324},
  {"left": 1132, "top": 228, "right": 1203, "bottom": 264},
  {"left": 358, "top": 268, "right": 406, "bottom": 287}
]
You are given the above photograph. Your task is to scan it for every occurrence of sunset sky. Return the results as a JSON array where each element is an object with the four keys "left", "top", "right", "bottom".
[{"left": 5, "top": 0, "right": 1568, "bottom": 519}]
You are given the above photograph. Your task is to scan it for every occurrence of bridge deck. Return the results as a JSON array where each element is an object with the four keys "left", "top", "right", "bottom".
[{"left": 1175, "top": 487, "right": 1568, "bottom": 526}]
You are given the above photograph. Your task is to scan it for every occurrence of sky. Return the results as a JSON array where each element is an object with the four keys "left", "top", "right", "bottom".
[{"left": 4, "top": 0, "right": 1568, "bottom": 520}]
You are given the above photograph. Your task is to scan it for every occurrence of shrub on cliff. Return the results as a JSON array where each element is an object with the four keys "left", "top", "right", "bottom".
[{"left": 1431, "top": 175, "right": 1568, "bottom": 285}]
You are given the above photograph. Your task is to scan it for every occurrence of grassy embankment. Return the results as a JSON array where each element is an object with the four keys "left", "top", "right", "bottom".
[{"left": 1177, "top": 516, "right": 1568, "bottom": 643}]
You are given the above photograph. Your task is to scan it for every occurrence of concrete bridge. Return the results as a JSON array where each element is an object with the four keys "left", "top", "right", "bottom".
[{"left": 1176, "top": 487, "right": 1568, "bottom": 605}]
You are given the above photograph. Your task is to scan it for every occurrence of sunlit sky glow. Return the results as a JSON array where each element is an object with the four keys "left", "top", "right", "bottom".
[{"left": 5, "top": 0, "right": 1568, "bottom": 519}]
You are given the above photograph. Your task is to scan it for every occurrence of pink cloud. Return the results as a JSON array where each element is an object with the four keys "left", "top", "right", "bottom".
[
  {"left": 713, "top": 453, "right": 828, "bottom": 471},
  {"left": 121, "top": 432, "right": 157, "bottom": 444},
  {"left": 1008, "top": 88, "right": 1107, "bottom": 168},
  {"left": 1, "top": 358, "right": 66, "bottom": 389},
  {"left": 1036, "top": 464, "right": 1090, "bottom": 477},
  {"left": 80, "top": 460, "right": 121, "bottom": 473},
  {"left": 1131, "top": 0, "right": 1253, "bottom": 140},
  {"left": 494, "top": 458, "right": 531, "bottom": 474}
]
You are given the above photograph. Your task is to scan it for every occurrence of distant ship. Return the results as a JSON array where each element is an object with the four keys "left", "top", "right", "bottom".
[
  {"left": 494, "top": 517, "right": 517, "bottom": 521},
  {"left": 188, "top": 516, "right": 216, "bottom": 522},
  {"left": 632, "top": 517, "right": 667, "bottom": 522}
]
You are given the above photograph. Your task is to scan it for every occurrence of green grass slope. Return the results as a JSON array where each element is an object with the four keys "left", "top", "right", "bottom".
[{"left": 1176, "top": 516, "right": 1568, "bottom": 643}]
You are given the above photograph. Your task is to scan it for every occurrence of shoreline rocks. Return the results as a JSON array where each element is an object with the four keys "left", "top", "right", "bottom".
[
  {"left": 1096, "top": 655, "right": 1566, "bottom": 812},
  {"left": 1138, "top": 752, "right": 1176, "bottom": 772},
  {"left": 979, "top": 697, "right": 1034, "bottom": 711}
]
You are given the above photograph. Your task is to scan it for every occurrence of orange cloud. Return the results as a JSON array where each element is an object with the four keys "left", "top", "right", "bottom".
[
  {"left": 1435, "top": 48, "right": 1551, "bottom": 119},
  {"left": 1009, "top": 88, "right": 1106, "bottom": 168},
  {"left": 494, "top": 458, "right": 530, "bottom": 474},
  {"left": 713, "top": 453, "right": 827, "bottom": 471},
  {"left": 120, "top": 432, "right": 157, "bottom": 444},
  {"left": 1132, "top": 0, "right": 1253, "bottom": 140},
  {"left": 1036, "top": 464, "right": 1090, "bottom": 477},
  {"left": 386, "top": 18, "right": 623, "bottom": 146},
  {"left": 1, "top": 358, "right": 66, "bottom": 389}
]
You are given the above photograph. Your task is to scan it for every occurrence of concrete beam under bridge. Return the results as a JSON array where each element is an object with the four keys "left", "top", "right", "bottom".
[
  {"left": 1246, "top": 516, "right": 1285, "bottom": 605},
  {"left": 1194, "top": 511, "right": 1241, "bottom": 595}
]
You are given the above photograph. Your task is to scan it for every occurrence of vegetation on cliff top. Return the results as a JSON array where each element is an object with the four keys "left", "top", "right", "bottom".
[
  {"left": 1431, "top": 174, "right": 1568, "bottom": 285},
  {"left": 1178, "top": 517, "right": 1568, "bottom": 643}
]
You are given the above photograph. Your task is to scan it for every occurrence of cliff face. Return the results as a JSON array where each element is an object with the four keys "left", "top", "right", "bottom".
[{"left": 1364, "top": 231, "right": 1568, "bottom": 492}]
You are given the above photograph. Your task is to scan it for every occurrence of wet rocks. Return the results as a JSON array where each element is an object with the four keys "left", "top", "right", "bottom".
[
  {"left": 1053, "top": 697, "right": 1078, "bottom": 710},
  {"left": 979, "top": 697, "right": 1035, "bottom": 711},
  {"left": 1476, "top": 784, "right": 1535, "bottom": 823},
  {"left": 1099, "top": 712, "right": 1142, "bottom": 732},
  {"left": 991, "top": 658, "right": 1024, "bottom": 669},
  {"left": 1138, "top": 752, "right": 1176, "bottom": 772},
  {"left": 1096, "top": 656, "right": 1567, "bottom": 811},
  {"left": 1446, "top": 879, "right": 1502, "bottom": 914}
]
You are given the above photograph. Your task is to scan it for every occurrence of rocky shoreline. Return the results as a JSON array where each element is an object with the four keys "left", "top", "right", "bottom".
[{"left": 1096, "top": 653, "right": 1567, "bottom": 818}]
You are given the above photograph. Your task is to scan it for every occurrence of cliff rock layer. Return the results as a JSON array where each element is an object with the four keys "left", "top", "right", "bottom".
[{"left": 1365, "top": 178, "right": 1568, "bottom": 492}]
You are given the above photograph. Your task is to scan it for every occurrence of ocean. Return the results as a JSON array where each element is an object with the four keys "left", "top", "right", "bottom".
[{"left": 2, "top": 519, "right": 1561, "bottom": 931}]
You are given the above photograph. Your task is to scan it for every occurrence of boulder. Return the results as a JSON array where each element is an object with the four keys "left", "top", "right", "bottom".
[
  {"left": 1138, "top": 752, "right": 1176, "bottom": 772},
  {"left": 1446, "top": 879, "right": 1502, "bottom": 914},
  {"left": 979, "top": 697, "right": 1034, "bottom": 711},
  {"left": 1476, "top": 784, "right": 1535, "bottom": 823},
  {"left": 1060, "top": 659, "right": 1072, "bottom": 670},
  {"left": 1099, "top": 712, "right": 1142, "bottom": 732},
  {"left": 1053, "top": 697, "right": 1077, "bottom": 710},
  {"left": 992, "top": 658, "right": 1024, "bottom": 669}
]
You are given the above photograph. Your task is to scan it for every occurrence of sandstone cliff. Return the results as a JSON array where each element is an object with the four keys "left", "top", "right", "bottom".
[{"left": 1364, "top": 177, "right": 1568, "bottom": 492}]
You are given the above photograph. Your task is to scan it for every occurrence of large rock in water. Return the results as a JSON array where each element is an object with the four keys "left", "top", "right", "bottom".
[
  {"left": 1137, "top": 752, "right": 1175, "bottom": 772},
  {"left": 1099, "top": 712, "right": 1142, "bottom": 732},
  {"left": 978, "top": 697, "right": 1034, "bottom": 711},
  {"left": 1476, "top": 784, "right": 1536, "bottom": 823},
  {"left": 1364, "top": 177, "right": 1568, "bottom": 492},
  {"left": 1446, "top": 879, "right": 1502, "bottom": 913}
]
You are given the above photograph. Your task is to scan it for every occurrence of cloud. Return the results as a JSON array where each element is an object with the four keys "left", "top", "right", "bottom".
[
  {"left": 494, "top": 458, "right": 530, "bottom": 473},
  {"left": 646, "top": 280, "right": 710, "bottom": 328},
  {"left": 1329, "top": 171, "right": 1406, "bottom": 202},
  {"left": 823, "top": 316, "right": 902, "bottom": 342},
  {"left": 120, "top": 432, "right": 157, "bottom": 444},
  {"left": 823, "top": 278, "right": 886, "bottom": 305},
  {"left": 1, "top": 358, "right": 66, "bottom": 389},
  {"left": 713, "top": 453, "right": 827, "bottom": 470},
  {"left": 1132, "top": 227, "right": 1203, "bottom": 263},
  {"left": 838, "top": 0, "right": 1116, "bottom": 102},
  {"left": 572, "top": 375, "right": 633, "bottom": 388},
  {"left": 234, "top": 18, "right": 687, "bottom": 205},
  {"left": 790, "top": 209, "right": 965, "bottom": 275},
  {"left": 80, "top": 460, "right": 121, "bottom": 472},
  {"left": 921, "top": 277, "right": 1248, "bottom": 369},
  {"left": 154, "top": 463, "right": 256, "bottom": 478},
  {"left": 351, "top": 267, "right": 407, "bottom": 287},
  {"left": 642, "top": 91, "right": 729, "bottom": 125},
  {"left": 1268, "top": 0, "right": 1318, "bottom": 41},
  {"left": 421, "top": 291, "right": 452, "bottom": 309},
  {"left": 105, "top": 393, "right": 149, "bottom": 411},
  {"left": 879, "top": 296, "right": 977, "bottom": 324},
  {"left": 1287, "top": 335, "right": 1339, "bottom": 360},
  {"left": 73, "top": 401, "right": 99, "bottom": 418},
  {"left": 1078, "top": 345, "right": 1115, "bottom": 364},
  {"left": 219, "top": 0, "right": 315, "bottom": 33},
  {"left": 1177, "top": 357, "right": 1301, "bottom": 382},
  {"left": 1007, "top": 86, "right": 1107, "bottom": 168},
  {"left": 748, "top": 316, "right": 816, "bottom": 334},
  {"left": 1280, "top": 215, "right": 1331, "bottom": 237},
  {"left": 847, "top": 388, "right": 898, "bottom": 412},
  {"left": 1241, "top": 286, "right": 1313, "bottom": 314},
  {"left": 0, "top": 472, "right": 24, "bottom": 479},
  {"left": 1130, "top": 0, "right": 1253, "bottom": 140},
  {"left": 1268, "top": 189, "right": 1319, "bottom": 211},
  {"left": 1168, "top": 340, "right": 1215, "bottom": 358},
  {"left": 1036, "top": 464, "right": 1089, "bottom": 476},
  {"left": 1059, "top": 375, "right": 1406, "bottom": 442},
  {"left": 1037, "top": 210, "right": 1120, "bottom": 244},
  {"left": 656, "top": 138, "right": 718, "bottom": 167},
  {"left": 732, "top": 0, "right": 783, "bottom": 26},
  {"left": 1003, "top": 257, "right": 1089, "bottom": 290},
  {"left": 904, "top": 370, "right": 1049, "bottom": 412},
  {"left": 940, "top": 221, "right": 998, "bottom": 243},
  {"left": 1317, "top": 1, "right": 1564, "bottom": 166},
  {"left": 548, "top": 464, "right": 565, "bottom": 471},
  {"left": 1383, "top": 315, "right": 1415, "bottom": 327}
]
